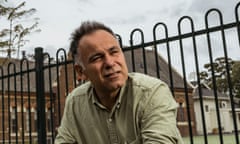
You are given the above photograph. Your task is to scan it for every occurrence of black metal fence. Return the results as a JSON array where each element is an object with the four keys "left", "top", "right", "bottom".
[{"left": 1, "top": 1, "right": 240, "bottom": 144}]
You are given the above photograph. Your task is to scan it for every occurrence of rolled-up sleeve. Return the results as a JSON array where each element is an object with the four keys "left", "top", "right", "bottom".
[
  {"left": 140, "top": 83, "right": 183, "bottom": 144},
  {"left": 54, "top": 96, "right": 77, "bottom": 144}
]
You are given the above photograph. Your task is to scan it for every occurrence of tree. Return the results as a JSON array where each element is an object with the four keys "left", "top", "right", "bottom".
[
  {"left": 231, "top": 61, "right": 240, "bottom": 98},
  {"left": 199, "top": 57, "right": 240, "bottom": 98},
  {"left": 0, "top": 1, "right": 40, "bottom": 58}
]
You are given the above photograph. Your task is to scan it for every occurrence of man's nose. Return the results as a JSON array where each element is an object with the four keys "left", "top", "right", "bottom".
[{"left": 104, "top": 55, "right": 114, "bottom": 68}]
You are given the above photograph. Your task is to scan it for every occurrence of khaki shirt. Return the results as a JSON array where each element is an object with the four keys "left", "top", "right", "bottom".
[{"left": 55, "top": 73, "right": 184, "bottom": 144}]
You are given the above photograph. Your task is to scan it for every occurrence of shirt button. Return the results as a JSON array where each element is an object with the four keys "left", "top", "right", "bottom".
[{"left": 108, "top": 118, "right": 112, "bottom": 122}]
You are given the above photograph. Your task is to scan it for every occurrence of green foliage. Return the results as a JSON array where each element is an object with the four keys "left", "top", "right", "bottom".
[
  {"left": 200, "top": 57, "right": 240, "bottom": 98},
  {"left": 0, "top": 1, "right": 40, "bottom": 58},
  {"left": 231, "top": 61, "right": 240, "bottom": 98}
]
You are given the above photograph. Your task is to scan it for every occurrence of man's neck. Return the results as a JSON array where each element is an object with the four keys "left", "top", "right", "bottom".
[{"left": 94, "top": 88, "right": 120, "bottom": 110}]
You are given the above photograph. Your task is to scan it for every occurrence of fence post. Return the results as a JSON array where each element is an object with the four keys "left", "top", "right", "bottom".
[{"left": 35, "top": 47, "right": 47, "bottom": 144}]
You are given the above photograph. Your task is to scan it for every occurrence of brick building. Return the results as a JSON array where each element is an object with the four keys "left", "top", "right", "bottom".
[{"left": 0, "top": 57, "right": 57, "bottom": 143}]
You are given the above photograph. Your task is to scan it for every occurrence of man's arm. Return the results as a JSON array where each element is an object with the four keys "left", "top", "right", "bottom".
[
  {"left": 54, "top": 96, "right": 77, "bottom": 144},
  {"left": 140, "top": 83, "right": 184, "bottom": 144}
]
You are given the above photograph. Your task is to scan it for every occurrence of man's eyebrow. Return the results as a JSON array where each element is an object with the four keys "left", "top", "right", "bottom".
[{"left": 109, "top": 46, "right": 119, "bottom": 51}]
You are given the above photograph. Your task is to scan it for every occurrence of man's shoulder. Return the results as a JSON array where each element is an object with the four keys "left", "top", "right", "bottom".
[
  {"left": 67, "top": 81, "right": 91, "bottom": 100},
  {"left": 128, "top": 72, "right": 165, "bottom": 89}
]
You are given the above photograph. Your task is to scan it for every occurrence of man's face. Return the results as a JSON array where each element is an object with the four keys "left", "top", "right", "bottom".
[{"left": 76, "top": 30, "right": 128, "bottom": 93}]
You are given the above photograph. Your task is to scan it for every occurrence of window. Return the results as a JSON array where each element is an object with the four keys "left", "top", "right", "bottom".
[
  {"left": 34, "top": 109, "right": 37, "bottom": 132},
  {"left": 26, "top": 108, "right": 30, "bottom": 132},
  {"left": 178, "top": 102, "right": 185, "bottom": 121},
  {"left": 205, "top": 105, "right": 209, "bottom": 112},
  {"left": 11, "top": 107, "right": 17, "bottom": 133},
  {"left": 222, "top": 102, "right": 226, "bottom": 108},
  {"left": 47, "top": 108, "right": 52, "bottom": 132},
  {"left": 219, "top": 101, "right": 227, "bottom": 108}
]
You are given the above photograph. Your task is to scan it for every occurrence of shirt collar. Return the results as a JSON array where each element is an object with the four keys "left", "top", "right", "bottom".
[{"left": 89, "top": 78, "right": 129, "bottom": 110}]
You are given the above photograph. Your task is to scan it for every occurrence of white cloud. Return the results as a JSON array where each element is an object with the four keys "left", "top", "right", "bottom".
[{"left": 2, "top": 0, "right": 240, "bottom": 74}]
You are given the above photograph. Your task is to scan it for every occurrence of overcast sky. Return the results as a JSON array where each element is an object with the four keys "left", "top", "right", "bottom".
[
  {"left": 2, "top": 0, "right": 237, "bottom": 52},
  {"left": 1, "top": 0, "right": 240, "bottom": 77}
]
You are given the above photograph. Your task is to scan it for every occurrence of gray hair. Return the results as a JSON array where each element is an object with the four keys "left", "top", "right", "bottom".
[{"left": 69, "top": 21, "right": 115, "bottom": 66}]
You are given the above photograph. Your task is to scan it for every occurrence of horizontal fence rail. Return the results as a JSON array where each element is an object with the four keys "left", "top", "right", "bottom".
[{"left": 1, "top": 1, "right": 240, "bottom": 144}]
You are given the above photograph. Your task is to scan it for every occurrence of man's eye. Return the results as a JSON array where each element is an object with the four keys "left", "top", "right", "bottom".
[
  {"left": 111, "top": 50, "right": 119, "bottom": 55},
  {"left": 90, "top": 55, "right": 102, "bottom": 62}
]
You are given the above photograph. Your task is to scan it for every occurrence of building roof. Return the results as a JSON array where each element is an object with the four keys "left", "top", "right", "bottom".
[
  {"left": 123, "top": 48, "right": 192, "bottom": 89},
  {"left": 193, "top": 88, "right": 228, "bottom": 98},
  {"left": 0, "top": 57, "right": 57, "bottom": 93}
]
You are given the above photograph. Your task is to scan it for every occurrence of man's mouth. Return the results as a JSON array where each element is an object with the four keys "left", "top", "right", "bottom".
[{"left": 104, "top": 71, "right": 120, "bottom": 78}]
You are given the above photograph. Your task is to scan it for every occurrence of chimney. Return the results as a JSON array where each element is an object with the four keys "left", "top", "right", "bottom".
[{"left": 22, "top": 50, "right": 26, "bottom": 58}]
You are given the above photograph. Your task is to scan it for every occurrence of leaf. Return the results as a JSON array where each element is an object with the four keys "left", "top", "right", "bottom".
[
  {"left": 0, "top": 41, "right": 8, "bottom": 47},
  {"left": 200, "top": 57, "right": 239, "bottom": 97},
  {"left": 0, "top": 29, "right": 10, "bottom": 37},
  {"left": 0, "top": 1, "right": 40, "bottom": 58}
]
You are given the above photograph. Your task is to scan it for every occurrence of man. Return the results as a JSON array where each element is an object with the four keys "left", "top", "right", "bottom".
[{"left": 54, "top": 21, "right": 183, "bottom": 144}]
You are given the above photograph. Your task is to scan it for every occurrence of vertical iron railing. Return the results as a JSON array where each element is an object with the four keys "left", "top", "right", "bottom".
[
  {"left": 35, "top": 47, "right": 47, "bottom": 144},
  {"left": 19, "top": 58, "right": 33, "bottom": 144},
  {"left": 178, "top": 16, "right": 194, "bottom": 144},
  {"left": 0, "top": 66, "right": 4, "bottom": 143},
  {"left": 7, "top": 62, "right": 18, "bottom": 144},
  {"left": 45, "top": 53, "right": 55, "bottom": 144},
  {"left": 153, "top": 22, "right": 175, "bottom": 95}
]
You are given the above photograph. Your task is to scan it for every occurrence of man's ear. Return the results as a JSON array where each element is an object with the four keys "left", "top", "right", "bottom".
[{"left": 74, "top": 65, "right": 87, "bottom": 80}]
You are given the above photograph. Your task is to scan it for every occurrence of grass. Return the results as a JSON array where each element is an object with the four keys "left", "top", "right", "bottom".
[{"left": 183, "top": 134, "right": 239, "bottom": 144}]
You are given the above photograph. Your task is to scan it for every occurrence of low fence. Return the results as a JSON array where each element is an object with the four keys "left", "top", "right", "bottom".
[{"left": 1, "top": 1, "right": 240, "bottom": 144}]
